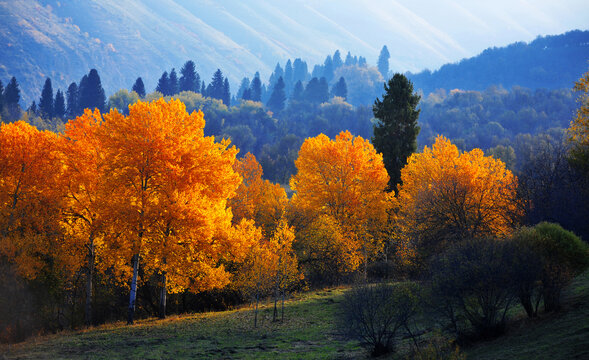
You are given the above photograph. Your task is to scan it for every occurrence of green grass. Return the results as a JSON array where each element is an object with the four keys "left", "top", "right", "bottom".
[
  {"left": 0, "top": 289, "right": 365, "bottom": 359},
  {"left": 2, "top": 272, "right": 588, "bottom": 359}
]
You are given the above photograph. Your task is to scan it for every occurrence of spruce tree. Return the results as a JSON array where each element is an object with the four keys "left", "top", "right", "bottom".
[
  {"left": 331, "top": 77, "right": 348, "bottom": 100},
  {"left": 378, "top": 45, "right": 391, "bottom": 80},
  {"left": 323, "top": 55, "right": 334, "bottom": 82},
  {"left": 28, "top": 101, "right": 38, "bottom": 116},
  {"left": 38, "top": 77, "right": 54, "bottom": 119},
  {"left": 209, "top": 69, "right": 225, "bottom": 101},
  {"left": 269, "top": 63, "right": 284, "bottom": 88},
  {"left": 284, "top": 59, "right": 293, "bottom": 90},
  {"left": 250, "top": 73, "right": 262, "bottom": 102},
  {"left": 333, "top": 50, "right": 343, "bottom": 69},
  {"left": 237, "top": 77, "right": 250, "bottom": 100},
  {"left": 54, "top": 89, "right": 66, "bottom": 119},
  {"left": 132, "top": 77, "right": 146, "bottom": 98},
  {"left": 372, "top": 73, "right": 420, "bottom": 192},
  {"left": 222, "top": 78, "right": 231, "bottom": 106},
  {"left": 200, "top": 82, "right": 206, "bottom": 96},
  {"left": 156, "top": 71, "right": 170, "bottom": 95},
  {"left": 4, "top": 77, "right": 22, "bottom": 121},
  {"left": 0, "top": 79, "right": 4, "bottom": 114},
  {"left": 293, "top": 59, "right": 308, "bottom": 83},
  {"left": 291, "top": 80, "right": 304, "bottom": 102},
  {"left": 345, "top": 51, "right": 355, "bottom": 66},
  {"left": 169, "top": 68, "right": 179, "bottom": 95},
  {"left": 79, "top": 69, "right": 106, "bottom": 112},
  {"left": 66, "top": 82, "right": 79, "bottom": 118},
  {"left": 266, "top": 76, "right": 286, "bottom": 113},
  {"left": 179, "top": 60, "right": 200, "bottom": 92}
]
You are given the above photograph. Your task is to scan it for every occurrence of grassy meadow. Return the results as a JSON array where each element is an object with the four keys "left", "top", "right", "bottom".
[{"left": 2, "top": 271, "right": 588, "bottom": 359}]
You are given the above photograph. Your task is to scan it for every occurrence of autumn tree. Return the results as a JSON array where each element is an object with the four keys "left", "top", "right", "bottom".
[
  {"left": 59, "top": 109, "right": 108, "bottom": 325},
  {"left": 0, "top": 121, "right": 64, "bottom": 279},
  {"left": 568, "top": 68, "right": 589, "bottom": 175},
  {"left": 229, "top": 153, "right": 288, "bottom": 237},
  {"left": 395, "top": 136, "right": 519, "bottom": 262},
  {"left": 290, "top": 131, "right": 391, "bottom": 277},
  {"left": 98, "top": 98, "right": 245, "bottom": 323},
  {"left": 372, "top": 73, "right": 420, "bottom": 192}
]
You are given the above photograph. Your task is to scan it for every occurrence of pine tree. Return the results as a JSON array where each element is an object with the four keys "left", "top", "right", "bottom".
[
  {"left": 269, "top": 63, "right": 284, "bottom": 88},
  {"left": 291, "top": 80, "right": 304, "bottom": 102},
  {"left": 250, "top": 73, "right": 262, "bottom": 102},
  {"left": 223, "top": 78, "right": 231, "bottom": 106},
  {"left": 156, "top": 71, "right": 170, "bottom": 96},
  {"left": 169, "top": 68, "right": 179, "bottom": 95},
  {"left": 38, "top": 78, "right": 54, "bottom": 119},
  {"left": 323, "top": 55, "right": 334, "bottom": 82},
  {"left": 79, "top": 69, "right": 106, "bottom": 112},
  {"left": 293, "top": 59, "right": 308, "bottom": 83},
  {"left": 378, "top": 45, "right": 391, "bottom": 80},
  {"left": 372, "top": 73, "right": 421, "bottom": 192},
  {"left": 66, "top": 82, "right": 79, "bottom": 118},
  {"left": 345, "top": 51, "right": 355, "bottom": 66},
  {"left": 179, "top": 60, "right": 200, "bottom": 92},
  {"left": 200, "top": 82, "right": 206, "bottom": 96},
  {"left": 331, "top": 77, "right": 348, "bottom": 100},
  {"left": 209, "top": 69, "right": 225, "bottom": 101},
  {"left": 267, "top": 76, "right": 286, "bottom": 113},
  {"left": 132, "top": 77, "right": 146, "bottom": 98},
  {"left": 0, "top": 80, "right": 4, "bottom": 114},
  {"left": 284, "top": 59, "right": 293, "bottom": 91},
  {"left": 358, "top": 56, "right": 367, "bottom": 67},
  {"left": 53, "top": 89, "right": 66, "bottom": 119},
  {"left": 28, "top": 101, "right": 38, "bottom": 116},
  {"left": 237, "top": 77, "right": 250, "bottom": 100},
  {"left": 332, "top": 50, "right": 343, "bottom": 69},
  {"left": 4, "top": 77, "right": 22, "bottom": 121}
]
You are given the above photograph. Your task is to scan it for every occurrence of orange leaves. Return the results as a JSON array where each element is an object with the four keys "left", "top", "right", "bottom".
[
  {"left": 290, "top": 131, "right": 391, "bottom": 229},
  {"left": 229, "top": 153, "right": 287, "bottom": 237},
  {"left": 290, "top": 131, "right": 392, "bottom": 276},
  {"left": 0, "top": 121, "right": 63, "bottom": 278},
  {"left": 396, "top": 135, "right": 519, "bottom": 260}
]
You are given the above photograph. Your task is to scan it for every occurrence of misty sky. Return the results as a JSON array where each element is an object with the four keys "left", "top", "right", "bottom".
[{"left": 301, "top": 0, "right": 589, "bottom": 72}]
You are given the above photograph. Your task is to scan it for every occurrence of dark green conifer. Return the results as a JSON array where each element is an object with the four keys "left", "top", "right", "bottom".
[
  {"left": 132, "top": 77, "right": 146, "bottom": 98},
  {"left": 38, "top": 78, "right": 54, "bottom": 119}
]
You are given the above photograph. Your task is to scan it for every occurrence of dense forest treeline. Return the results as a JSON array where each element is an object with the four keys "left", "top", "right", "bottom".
[{"left": 409, "top": 30, "right": 589, "bottom": 93}]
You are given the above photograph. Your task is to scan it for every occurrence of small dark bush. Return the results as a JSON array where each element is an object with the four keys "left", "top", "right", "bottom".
[
  {"left": 429, "top": 238, "right": 517, "bottom": 340},
  {"left": 339, "top": 282, "right": 420, "bottom": 357}
]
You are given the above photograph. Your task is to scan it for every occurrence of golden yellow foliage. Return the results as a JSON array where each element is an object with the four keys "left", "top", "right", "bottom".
[
  {"left": 568, "top": 69, "right": 589, "bottom": 172},
  {"left": 395, "top": 135, "right": 519, "bottom": 261},
  {"left": 290, "top": 131, "right": 392, "bottom": 275},
  {"left": 229, "top": 153, "right": 287, "bottom": 237},
  {"left": 0, "top": 121, "right": 64, "bottom": 279}
]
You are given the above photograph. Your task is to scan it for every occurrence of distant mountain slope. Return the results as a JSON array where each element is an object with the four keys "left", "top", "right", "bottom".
[
  {"left": 2, "top": 0, "right": 587, "bottom": 106},
  {"left": 408, "top": 30, "right": 589, "bottom": 94}
]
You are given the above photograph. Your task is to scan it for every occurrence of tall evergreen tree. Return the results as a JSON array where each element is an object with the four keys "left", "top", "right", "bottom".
[
  {"left": 266, "top": 76, "right": 286, "bottom": 113},
  {"left": 358, "top": 56, "right": 367, "bottom": 67},
  {"left": 200, "top": 82, "right": 206, "bottom": 96},
  {"left": 291, "top": 80, "right": 304, "bottom": 102},
  {"left": 323, "top": 55, "right": 334, "bottom": 82},
  {"left": 378, "top": 45, "right": 391, "bottom": 80},
  {"left": 250, "top": 73, "right": 262, "bottom": 102},
  {"left": 168, "top": 68, "right": 179, "bottom": 95},
  {"left": 28, "top": 101, "right": 38, "bottom": 116},
  {"left": 284, "top": 59, "right": 293, "bottom": 89},
  {"left": 54, "top": 89, "right": 66, "bottom": 119},
  {"left": 332, "top": 50, "right": 343, "bottom": 69},
  {"left": 156, "top": 71, "right": 170, "bottom": 95},
  {"left": 344, "top": 51, "right": 355, "bottom": 66},
  {"left": 209, "top": 69, "right": 225, "bottom": 101},
  {"left": 38, "top": 78, "right": 54, "bottom": 119},
  {"left": 303, "top": 77, "right": 329, "bottom": 104},
  {"left": 179, "top": 60, "right": 200, "bottom": 92},
  {"left": 0, "top": 79, "right": 4, "bottom": 114},
  {"left": 269, "top": 63, "right": 284, "bottom": 88},
  {"left": 372, "top": 73, "right": 420, "bottom": 192},
  {"left": 222, "top": 78, "right": 231, "bottom": 106},
  {"left": 331, "top": 76, "right": 348, "bottom": 100},
  {"left": 66, "top": 82, "right": 79, "bottom": 118},
  {"left": 132, "top": 77, "right": 146, "bottom": 98},
  {"left": 237, "top": 77, "right": 250, "bottom": 100},
  {"left": 79, "top": 69, "right": 106, "bottom": 112},
  {"left": 4, "top": 77, "right": 22, "bottom": 121},
  {"left": 293, "top": 58, "right": 308, "bottom": 83}
]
